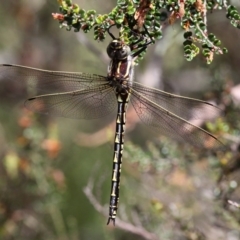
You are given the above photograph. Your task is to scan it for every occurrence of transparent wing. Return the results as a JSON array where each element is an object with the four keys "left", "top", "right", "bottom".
[
  {"left": 0, "top": 64, "right": 116, "bottom": 118},
  {"left": 132, "top": 82, "right": 221, "bottom": 120},
  {"left": 130, "top": 88, "right": 222, "bottom": 148},
  {"left": 25, "top": 84, "right": 116, "bottom": 119},
  {"left": 0, "top": 64, "right": 107, "bottom": 94}
]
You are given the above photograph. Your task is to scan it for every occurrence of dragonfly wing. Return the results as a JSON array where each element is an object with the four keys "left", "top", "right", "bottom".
[
  {"left": 130, "top": 88, "right": 222, "bottom": 148},
  {"left": 132, "top": 82, "right": 222, "bottom": 121},
  {"left": 0, "top": 64, "right": 107, "bottom": 94},
  {"left": 25, "top": 84, "right": 116, "bottom": 119}
]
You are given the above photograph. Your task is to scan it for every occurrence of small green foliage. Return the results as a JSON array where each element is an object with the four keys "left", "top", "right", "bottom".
[
  {"left": 53, "top": 0, "right": 240, "bottom": 63},
  {"left": 183, "top": 39, "right": 199, "bottom": 61},
  {"left": 206, "top": 118, "right": 230, "bottom": 135}
]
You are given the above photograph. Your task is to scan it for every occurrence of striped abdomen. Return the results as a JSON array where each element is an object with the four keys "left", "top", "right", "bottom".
[{"left": 107, "top": 93, "right": 130, "bottom": 225}]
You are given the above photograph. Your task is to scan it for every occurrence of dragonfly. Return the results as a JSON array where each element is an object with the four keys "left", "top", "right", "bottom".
[{"left": 0, "top": 29, "right": 222, "bottom": 225}]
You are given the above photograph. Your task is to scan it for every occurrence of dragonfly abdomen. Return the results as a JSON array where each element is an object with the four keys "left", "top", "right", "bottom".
[{"left": 107, "top": 94, "right": 129, "bottom": 225}]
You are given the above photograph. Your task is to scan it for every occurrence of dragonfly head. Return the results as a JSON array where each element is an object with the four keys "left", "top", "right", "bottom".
[{"left": 107, "top": 39, "right": 131, "bottom": 60}]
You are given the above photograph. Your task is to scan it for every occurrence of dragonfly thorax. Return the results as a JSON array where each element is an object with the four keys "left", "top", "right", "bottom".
[{"left": 107, "top": 39, "right": 131, "bottom": 60}]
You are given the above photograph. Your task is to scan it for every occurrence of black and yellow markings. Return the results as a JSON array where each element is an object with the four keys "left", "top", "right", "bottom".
[
  {"left": 108, "top": 94, "right": 129, "bottom": 224},
  {"left": 106, "top": 39, "right": 145, "bottom": 224}
]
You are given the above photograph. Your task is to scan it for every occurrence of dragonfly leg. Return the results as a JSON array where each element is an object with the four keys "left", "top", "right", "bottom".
[{"left": 107, "top": 24, "right": 117, "bottom": 39}]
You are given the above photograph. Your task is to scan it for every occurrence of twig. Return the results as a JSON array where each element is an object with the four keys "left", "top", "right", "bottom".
[
  {"left": 83, "top": 178, "right": 159, "bottom": 240},
  {"left": 76, "top": 32, "right": 109, "bottom": 64}
]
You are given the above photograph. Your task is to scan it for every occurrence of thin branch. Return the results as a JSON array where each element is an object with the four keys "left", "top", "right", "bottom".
[
  {"left": 83, "top": 178, "right": 158, "bottom": 240},
  {"left": 76, "top": 32, "right": 109, "bottom": 64}
]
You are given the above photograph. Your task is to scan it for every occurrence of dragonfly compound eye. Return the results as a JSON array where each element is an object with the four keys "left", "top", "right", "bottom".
[
  {"left": 107, "top": 40, "right": 131, "bottom": 60},
  {"left": 116, "top": 46, "right": 131, "bottom": 59}
]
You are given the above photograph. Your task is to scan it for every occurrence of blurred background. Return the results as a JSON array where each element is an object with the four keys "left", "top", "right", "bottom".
[{"left": 0, "top": 1, "right": 240, "bottom": 240}]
